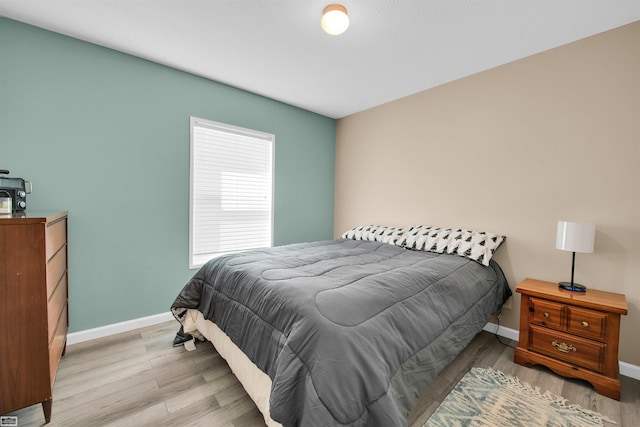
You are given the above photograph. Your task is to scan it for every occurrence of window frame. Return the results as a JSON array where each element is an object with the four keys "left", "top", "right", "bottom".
[{"left": 189, "top": 116, "right": 275, "bottom": 269}]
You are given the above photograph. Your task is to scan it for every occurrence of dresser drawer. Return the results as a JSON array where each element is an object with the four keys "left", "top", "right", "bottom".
[
  {"left": 530, "top": 298, "right": 564, "bottom": 330},
  {"left": 46, "top": 217, "right": 67, "bottom": 260},
  {"left": 567, "top": 306, "right": 607, "bottom": 341},
  {"left": 48, "top": 272, "right": 68, "bottom": 344},
  {"left": 529, "top": 325, "right": 605, "bottom": 373},
  {"left": 47, "top": 246, "right": 67, "bottom": 300},
  {"left": 49, "top": 305, "right": 68, "bottom": 386}
]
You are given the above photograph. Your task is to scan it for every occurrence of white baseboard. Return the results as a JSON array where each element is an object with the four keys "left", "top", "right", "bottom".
[
  {"left": 619, "top": 361, "right": 640, "bottom": 381},
  {"left": 483, "top": 322, "right": 519, "bottom": 342},
  {"left": 66, "top": 311, "right": 175, "bottom": 345},
  {"left": 483, "top": 322, "right": 640, "bottom": 381}
]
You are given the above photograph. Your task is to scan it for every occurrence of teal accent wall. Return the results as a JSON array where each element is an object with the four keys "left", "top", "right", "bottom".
[{"left": 0, "top": 18, "right": 336, "bottom": 332}]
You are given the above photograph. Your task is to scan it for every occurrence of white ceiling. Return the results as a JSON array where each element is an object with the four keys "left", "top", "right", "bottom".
[{"left": 1, "top": 1, "right": 639, "bottom": 119}]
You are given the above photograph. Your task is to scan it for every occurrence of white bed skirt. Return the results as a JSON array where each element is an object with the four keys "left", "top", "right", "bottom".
[{"left": 182, "top": 308, "right": 283, "bottom": 427}]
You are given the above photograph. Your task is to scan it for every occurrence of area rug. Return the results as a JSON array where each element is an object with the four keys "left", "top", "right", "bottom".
[{"left": 424, "top": 367, "right": 615, "bottom": 427}]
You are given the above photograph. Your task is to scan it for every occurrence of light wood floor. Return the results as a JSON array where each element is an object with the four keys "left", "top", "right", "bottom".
[{"left": 6, "top": 321, "right": 639, "bottom": 426}]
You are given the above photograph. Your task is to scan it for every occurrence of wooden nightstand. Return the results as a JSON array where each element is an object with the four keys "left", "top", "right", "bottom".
[{"left": 514, "top": 278, "right": 627, "bottom": 400}]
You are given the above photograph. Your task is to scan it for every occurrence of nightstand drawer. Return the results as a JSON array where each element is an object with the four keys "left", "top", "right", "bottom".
[
  {"left": 567, "top": 306, "right": 607, "bottom": 341},
  {"left": 530, "top": 298, "right": 564, "bottom": 330},
  {"left": 529, "top": 325, "right": 605, "bottom": 373}
]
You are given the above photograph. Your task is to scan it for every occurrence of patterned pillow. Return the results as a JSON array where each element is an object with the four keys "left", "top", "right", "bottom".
[
  {"left": 398, "top": 225, "right": 428, "bottom": 249},
  {"left": 341, "top": 225, "right": 405, "bottom": 246},
  {"left": 341, "top": 224, "right": 379, "bottom": 241},
  {"left": 399, "top": 225, "right": 505, "bottom": 266},
  {"left": 377, "top": 226, "right": 405, "bottom": 246}
]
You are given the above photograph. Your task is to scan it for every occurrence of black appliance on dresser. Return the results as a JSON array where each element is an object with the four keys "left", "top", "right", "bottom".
[{"left": 0, "top": 169, "right": 31, "bottom": 211}]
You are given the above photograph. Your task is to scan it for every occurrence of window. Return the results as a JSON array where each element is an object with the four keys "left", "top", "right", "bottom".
[{"left": 189, "top": 117, "right": 274, "bottom": 268}]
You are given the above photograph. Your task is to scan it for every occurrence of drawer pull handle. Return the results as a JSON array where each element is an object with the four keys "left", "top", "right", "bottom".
[
  {"left": 543, "top": 312, "right": 550, "bottom": 318},
  {"left": 582, "top": 321, "right": 589, "bottom": 328},
  {"left": 552, "top": 341, "right": 576, "bottom": 353}
]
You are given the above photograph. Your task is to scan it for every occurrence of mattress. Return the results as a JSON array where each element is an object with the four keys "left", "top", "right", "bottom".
[{"left": 182, "top": 308, "right": 281, "bottom": 427}]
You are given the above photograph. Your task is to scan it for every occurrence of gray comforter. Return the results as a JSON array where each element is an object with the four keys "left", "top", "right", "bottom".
[{"left": 171, "top": 239, "right": 510, "bottom": 426}]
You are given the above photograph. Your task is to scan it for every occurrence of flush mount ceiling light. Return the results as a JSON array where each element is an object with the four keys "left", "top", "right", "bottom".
[{"left": 321, "top": 4, "right": 350, "bottom": 35}]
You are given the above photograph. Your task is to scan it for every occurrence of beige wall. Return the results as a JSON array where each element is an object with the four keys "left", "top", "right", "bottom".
[{"left": 334, "top": 22, "right": 640, "bottom": 366}]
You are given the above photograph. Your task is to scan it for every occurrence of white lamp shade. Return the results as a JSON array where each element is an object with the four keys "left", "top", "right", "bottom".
[
  {"left": 321, "top": 4, "right": 350, "bottom": 35},
  {"left": 556, "top": 221, "right": 595, "bottom": 253}
]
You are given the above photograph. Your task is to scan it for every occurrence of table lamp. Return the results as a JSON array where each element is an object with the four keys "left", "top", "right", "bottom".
[{"left": 555, "top": 221, "right": 595, "bottom": 291}]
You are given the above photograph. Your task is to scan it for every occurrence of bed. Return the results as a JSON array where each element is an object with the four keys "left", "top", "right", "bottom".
[{"left": 171, "top": 225, "right": 510, "bottom": 427}]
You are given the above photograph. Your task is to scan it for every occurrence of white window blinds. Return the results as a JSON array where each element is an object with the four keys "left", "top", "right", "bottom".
[{"left": 189, "top": 117, "right": 274, "bottom": 268}]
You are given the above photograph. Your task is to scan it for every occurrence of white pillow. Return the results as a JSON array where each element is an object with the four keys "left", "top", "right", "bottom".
[
  {"left": 341, "top": 225, "right": 381, "bottom": 241},
  {"left": 343, "top": 224, "right": 505, "bottom": 266},
  {"left": 377, "top": 226, "right": 405, "bottom": 246},
  {"left": 400, "top": 225, "right": 505, "bottom": 266},
  {"left": 341, "top": 225, "right": 405, "bottom": 246}
]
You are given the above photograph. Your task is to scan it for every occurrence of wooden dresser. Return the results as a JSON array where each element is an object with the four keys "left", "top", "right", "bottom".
[
  {"left": 514, "top": 278, "right": 627, "bottom": 400},
  {"left": 0, "top": 211, "right": 69, "bottom": 423}
]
